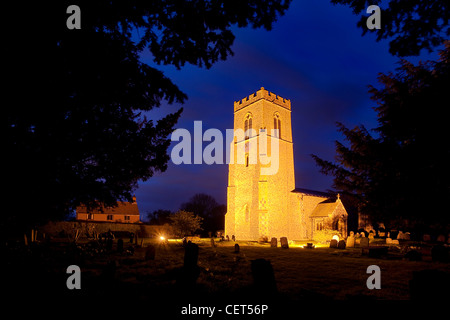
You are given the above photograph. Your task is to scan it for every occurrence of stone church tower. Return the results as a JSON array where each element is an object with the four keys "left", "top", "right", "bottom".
[
  {"left": 225, "top": 88, "right": 349, "bottom": 241},
  {"left": 225, "top": 87, "right": 297, "bottom": 240}
]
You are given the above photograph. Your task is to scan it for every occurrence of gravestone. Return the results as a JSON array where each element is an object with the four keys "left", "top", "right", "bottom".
[
  {"left": 232, "top": 235, "right": 236, "bottom": 241},
  {"left": 360, "top": 237, "right": 369, "bottom": 248},
  {"left": 422, "top": 234, "right": 431, "bottom": 242},
  {"left": 117, "top": 238, "right": 124, "bottom": 253},
  {"left": 397, "top": 231, "right": 404, "bottom": 240},
  {"left": 270, "top": 237, "right": 277, "bottom": 248},
  {"left": 145, "top": 244, "right": 156, "bottom": 260},
  {"left": 280, "top": 237, "right": 289, "bottom": 249},
  {"left": 184, "top": 241, "right": 199, "bottom": 268},
  {"left": 226, "top": 235, "right": 230, "bottom": 241},
  {"left": 346, "top": 235, "right": 355, "bottom": 248},
  {"left": 210, "top": 238, "right": 216, "bottom": 248},
  {"left": 368, "top": 232, "right": 374, "bottom": 240},
  {"left": 251, "top": 259, "right": 277, "bottom": 294},
  {"left": 437, "top": 234, "right": 446, "bottom": 243},
  {"left": 329, "top": 239, "right": 338, "bottom": 248},
  {"left": 234, "top": 243, "right": 240, "bottom": 253},
  {"left": 386, "top": 237, "right": 393, "bottom": 244},
  {"left": 338, "top": 240, "right": 346, "bottom": 249},
  {"left": 177, "top": 241, "right": 200, "bottom": 289}
]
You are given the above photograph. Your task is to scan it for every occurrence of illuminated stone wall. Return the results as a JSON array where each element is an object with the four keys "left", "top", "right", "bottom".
[{"left": 225, "top": 88, "right": 348, "bottom": 241}]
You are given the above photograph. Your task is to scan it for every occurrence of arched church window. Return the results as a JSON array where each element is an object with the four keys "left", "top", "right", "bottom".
[
  {"left": 244, "top": 113, "right": 253, "bottom": 139},
  {"left": 273, "top": 113, "right": 281, "bottom": 138}
]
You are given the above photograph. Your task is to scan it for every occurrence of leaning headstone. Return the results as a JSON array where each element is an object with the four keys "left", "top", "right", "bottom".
[
  {"left": 270, "top": 237, "right": 277, "bottom": 248},
  {"left": 280, "top": 237, "right": 289, "bottom": 249},
  {"left": 346, "top": 235, "right": 355, "bottom": 248},
  {"left": 184, "top": 241, "right": 199, "bottom": 268},
  {"left": 329, "top": 239, "right": 338, "bottom": 248},
  {"left": 360, "top": 237, "right": 369, "bottom": 248},
  {"left": 234, "top": 243, "right": 240, "bottom": 253},
  {"left": 117, "top": 238, "right": 124, "bottom": 253},
  {"left": 145, "top": 244, "right": 156, "bottom": 260},
  {"left": 251, "top": 259, "right": 277, "bottom": 294},
  {"left": 338, "top": 240, "right": 346, "bottom": 249},
  {"left": 177, "top": 242, "right": 200, "bottom": 289}
]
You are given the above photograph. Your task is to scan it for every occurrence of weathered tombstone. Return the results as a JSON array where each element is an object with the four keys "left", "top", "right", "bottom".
[
  {"left": 210, "top": 238, "right": 216, "bottom": 248},
  {"left": 360, "top": 232, "right": 366, "bottom": 238},
  {"left": 145, "top": 244, "right": 156, "bottom": 260},
  {"left": 338, "top": 240, "right": 346, "bottom": 249},
  {"left": 397, "top": 231, "right": 404, "bottom": 240},
  {"left": 386, "top": 237, "right": 393, "bottom": 244},
  {"left": 234, "top": 243, "right": 240, "bottom": 253},
  {"left": 177, "top": 241, "right": 200, "bottom": 289},
  {"left": 117, "top": 238, "right": 124, "bottom": 253},
  {"left": 360, "top": 237, "right": 369, "bottom": 248},
  {"left": 226, "top": 235, "right": 230, "bottom": 241},
  {"left": 232, "top": 235, "right": 236, "bottom": 241},
  {"left": 251, "top": 259, "right": 277, "bottom": 294},
  {"left": 346, "top": 235, "right": 355, "bottom": 248},
  {"left": 270, "top": 237, "right": 277, "bottom": 248},
  {"left": 329, "top": 239, "right": 338, "bottom": 248},
  {"left": 280, "top": 237, "right": 289, "bottom": 249},
  {"left": 368, "top": 232, "right": 374, "bottom": 240}
]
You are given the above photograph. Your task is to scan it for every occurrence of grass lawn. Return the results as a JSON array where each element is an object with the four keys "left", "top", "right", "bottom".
[
  {"left": 74, "top": 238, "right": 450, "bottom": 301},
  {"left": 5, "top": 237, "right": 450, "bottom": 312}
]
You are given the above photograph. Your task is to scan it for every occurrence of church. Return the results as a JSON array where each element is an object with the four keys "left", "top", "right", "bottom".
[{"left": 225, "top": 88, "right": 348, "bottom": 241}]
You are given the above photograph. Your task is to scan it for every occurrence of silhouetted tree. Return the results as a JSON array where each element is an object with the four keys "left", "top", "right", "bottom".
[
  {"left": 169, "top": 210, "right": 203, "bottom": 238},
  {"left": 6, "top": 1, "right": 291, "bottom": 233},
  {"left": 312, "top": 42, "right": 450, "bottom": 227},
  {"left": 180, "top": 193, "right": 225, "bottom": 235},
  {"left": 331, "top": 0, "right": 449, "bottom": 57},
  {"left": 146, "top": 209, "right": 173, "bottom": 225}
]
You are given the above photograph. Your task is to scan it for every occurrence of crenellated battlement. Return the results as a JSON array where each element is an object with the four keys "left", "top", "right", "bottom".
[{"left": 234, "top": 87, "right": 291, "bottom": 112}]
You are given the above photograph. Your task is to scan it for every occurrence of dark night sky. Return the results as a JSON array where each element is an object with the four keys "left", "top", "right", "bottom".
[{"left": 135, "top": 1, "right": 439, "bottom": 218}]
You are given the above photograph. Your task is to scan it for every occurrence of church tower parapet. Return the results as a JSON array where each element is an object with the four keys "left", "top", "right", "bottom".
[{"left": 234, "top": 87, "right": 291, "bottom": 112}]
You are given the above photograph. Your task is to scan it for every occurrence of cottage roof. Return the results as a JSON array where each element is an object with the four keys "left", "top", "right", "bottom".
[{"left": 76, "top": 200, "right": 140, "bottom": 216}]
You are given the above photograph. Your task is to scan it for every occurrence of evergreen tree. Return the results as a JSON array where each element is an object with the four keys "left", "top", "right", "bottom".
[{"left": 312, "top": 41, "right": 450, "bottom": 227}]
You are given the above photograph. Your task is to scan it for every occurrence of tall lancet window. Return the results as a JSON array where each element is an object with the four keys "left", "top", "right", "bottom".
[
  {"left": 274, "top": 113, "right": 281, "bottom": 138},
  {"left": 244, "top": 113, "right": 253, "bottom": 139}
]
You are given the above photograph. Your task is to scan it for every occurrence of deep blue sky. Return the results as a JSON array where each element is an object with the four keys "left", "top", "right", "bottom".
[{"left": 135, "top": 1, "right": 440, "bottom": 218}]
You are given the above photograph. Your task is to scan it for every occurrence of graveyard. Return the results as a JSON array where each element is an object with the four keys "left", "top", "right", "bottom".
[{"left": 5, "top": 234, "right": 450, "bottom": 308}]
